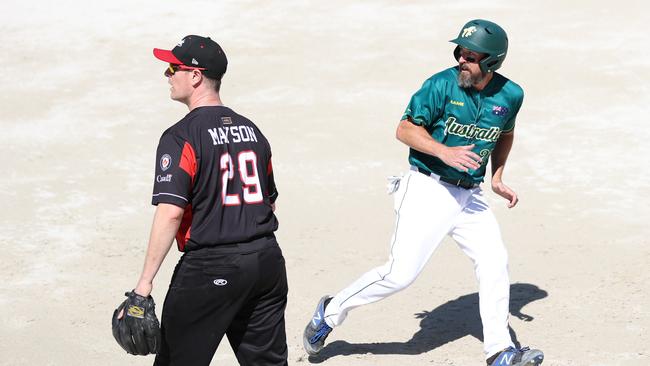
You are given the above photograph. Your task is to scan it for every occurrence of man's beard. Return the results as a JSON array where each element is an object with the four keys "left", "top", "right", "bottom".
[{"left": 457, "top": 67, "right": 485, "bottom": 88}]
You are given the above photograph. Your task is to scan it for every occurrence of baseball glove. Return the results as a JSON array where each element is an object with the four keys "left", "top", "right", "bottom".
[{"left": 111, "top": 290, "right": 161, "bottom": 355}]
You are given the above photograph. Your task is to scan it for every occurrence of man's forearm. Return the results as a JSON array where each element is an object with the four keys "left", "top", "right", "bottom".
[
  {"left": 491, "top": 131, "right": 514, "bottom": 183},
  {"left": 396, "top": 119, "right": 445, "bottom": 157},
  {"left": 396, "top": 118, "right": 481, "bottom": 172},
  {"left": 135, "top": 203, "right": 184, "bottom": 296}
]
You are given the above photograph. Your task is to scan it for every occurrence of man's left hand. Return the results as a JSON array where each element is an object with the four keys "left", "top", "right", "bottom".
[{"left": 491, "top": 181, "right": 518, "bottom": 208}]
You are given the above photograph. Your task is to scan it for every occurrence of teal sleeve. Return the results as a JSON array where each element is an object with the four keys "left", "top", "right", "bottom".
[
  {"left": 502, "top": 88, "right": 524, "bottom": 132},
  {"left": 401, "top": 78, "right": 444, "bottom": 127}
]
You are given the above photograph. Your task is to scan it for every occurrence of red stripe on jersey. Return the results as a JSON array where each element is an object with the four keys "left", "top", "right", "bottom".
[
  {"left": 175, "top": 204, "right": 193, "bottom": 251},
  {"left": 267, "top": 158, "right": 273, "bottom": 175},
  {"left": 179, "top": 142, "right": 197, "bottom": 183}
]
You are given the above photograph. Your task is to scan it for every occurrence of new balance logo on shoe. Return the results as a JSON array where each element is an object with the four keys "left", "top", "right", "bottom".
[
  {"left": 498, "top": 353, "right": 514, "bottom": 365},
  {"left": 303, "top": 295, "right": 333, "bottom": 355},
  {"left": 488, "top": 346, "right": 544, "bottom": 366},
  {"left": 312, "top": 312, "right": 322, "bottom": 326}
]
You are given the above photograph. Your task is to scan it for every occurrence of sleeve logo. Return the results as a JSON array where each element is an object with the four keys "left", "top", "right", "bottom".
[
  {"left": 156, "top": 174, "right": 173, "bottom": 183},
  {"left": 160, "top": 154, "right": 172, "bottom": 171}
]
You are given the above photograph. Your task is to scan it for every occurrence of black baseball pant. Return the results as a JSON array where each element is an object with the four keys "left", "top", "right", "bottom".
[{"left": 154, "top": 236, "right": 288, "bottom": 366}]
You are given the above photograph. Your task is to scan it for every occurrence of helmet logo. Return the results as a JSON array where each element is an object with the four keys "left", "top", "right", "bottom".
[{"left": 461, "top": 26, "right": 477, "bottom": 38}]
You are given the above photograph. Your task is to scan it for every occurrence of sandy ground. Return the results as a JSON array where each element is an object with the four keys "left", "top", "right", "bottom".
[{"left": 1, "top": 0, "right": 649, "bottom": 365}]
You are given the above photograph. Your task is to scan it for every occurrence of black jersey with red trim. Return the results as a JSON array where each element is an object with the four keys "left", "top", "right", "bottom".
[{"left": 151, "top": 105, "right": 279, "bottom": 251}]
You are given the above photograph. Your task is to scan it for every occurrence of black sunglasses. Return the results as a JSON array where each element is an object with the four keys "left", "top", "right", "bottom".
[{"left": 458, "top": 48, "right": 482, "bottom": 64}]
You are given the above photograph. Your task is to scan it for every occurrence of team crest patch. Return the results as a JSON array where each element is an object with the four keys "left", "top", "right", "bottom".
[
  {"left": 462, "top": 26, "right": 477, "bottom": 38},
  {"left": 160, "top": 154, "right": 172, "bottom": 171},
  {"left": 492, "top": 105, "right": 509, "bottom": 116}
]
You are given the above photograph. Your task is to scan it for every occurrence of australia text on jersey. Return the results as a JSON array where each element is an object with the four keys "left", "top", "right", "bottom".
[
  {"left": 208, "top": 125, "right": 258, "bottom": 145},
  {"left": 443, "top": 117, "right": 502, "bottom": 142}
]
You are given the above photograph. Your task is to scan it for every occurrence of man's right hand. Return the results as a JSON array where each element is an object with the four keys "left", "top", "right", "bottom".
[{"left": 436, "top": 144, "right": 481, "bottom": 172}]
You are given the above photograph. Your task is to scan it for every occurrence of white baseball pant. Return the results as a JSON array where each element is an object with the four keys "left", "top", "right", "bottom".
[{"left": 323, "top": 168, "right": 514, "bottom": 357}]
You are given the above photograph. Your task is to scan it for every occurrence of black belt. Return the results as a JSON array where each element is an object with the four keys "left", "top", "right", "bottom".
[{"left": 416, "top": 167, "right": 479, "bottom": 189}]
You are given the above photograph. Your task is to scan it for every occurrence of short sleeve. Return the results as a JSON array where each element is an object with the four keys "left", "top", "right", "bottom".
[
  {"left": 401, "top": 77, "right": 445, "bottom": 127},
  {"left": 266, "top": 156, "right": 278, "bottom": 204},
  {"left": 151, "top": 132, "right": 195, "bottom": 208},
  {"left": 502, "top": 87, "right": 524, "bottom": 133}
]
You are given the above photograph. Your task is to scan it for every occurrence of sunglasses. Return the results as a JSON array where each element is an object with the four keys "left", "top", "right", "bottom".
[
  {"left": 164, "top": 63, "right": 206, "bottom": 77},
  {"left": 458, "top": 48, "right": 483, "bottom": 64}
]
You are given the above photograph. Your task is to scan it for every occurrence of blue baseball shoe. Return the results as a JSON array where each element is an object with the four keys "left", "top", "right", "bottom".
[
  {"left": 488, "top": 346, "right": 544, "bottom": 366},
  {"left": 303, "top": 295, "right": 333, "bottom": 355}
]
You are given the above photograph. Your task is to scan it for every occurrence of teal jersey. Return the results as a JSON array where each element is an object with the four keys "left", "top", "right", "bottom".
[{"left": 401, "top": 67, "right": 524, "bottom": 184}]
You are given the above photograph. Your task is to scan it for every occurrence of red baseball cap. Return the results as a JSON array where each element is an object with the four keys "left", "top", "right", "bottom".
[{"left": 153, "top": 35, "right": 228, "bottom": 80}]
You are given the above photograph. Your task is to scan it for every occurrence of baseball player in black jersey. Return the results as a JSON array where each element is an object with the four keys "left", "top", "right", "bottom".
[{"left": 125, "top": 35, "right": 288, "bottom": 366}]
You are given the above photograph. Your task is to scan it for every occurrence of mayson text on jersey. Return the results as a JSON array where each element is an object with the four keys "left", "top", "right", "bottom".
[{"left": 208, "top": 125, "right": 258, "bottom": 145}]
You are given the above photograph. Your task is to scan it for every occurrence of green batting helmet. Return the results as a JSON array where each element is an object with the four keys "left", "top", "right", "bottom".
[{"left": 450, "top": 19, "right": 508, "bottom": 74}]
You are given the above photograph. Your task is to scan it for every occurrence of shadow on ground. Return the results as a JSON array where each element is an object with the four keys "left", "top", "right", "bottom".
[{"left": 307, "top": 282, "right": 547, "bottom": 363}]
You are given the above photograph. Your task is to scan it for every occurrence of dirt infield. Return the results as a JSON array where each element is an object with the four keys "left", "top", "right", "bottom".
[{"left": 1, "top": 1, "right": 648, "bottom": 365}]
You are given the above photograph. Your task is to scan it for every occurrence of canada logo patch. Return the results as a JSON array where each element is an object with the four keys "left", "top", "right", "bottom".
[
  {"left": 492, "top": 105, "right": 509, "bottom": 116},
  {"left": 160, "top": 154, "right": 172, "bottom": 171}
]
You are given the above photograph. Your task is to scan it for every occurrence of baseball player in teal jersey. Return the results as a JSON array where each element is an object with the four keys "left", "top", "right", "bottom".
[{"left": 303, "top": 20, "right": 544, "bottom": 366}]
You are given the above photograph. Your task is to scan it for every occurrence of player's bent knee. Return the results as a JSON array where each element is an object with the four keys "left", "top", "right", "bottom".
[{"left": 382, "top": 271, "right": 418, "bottom": 291}]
